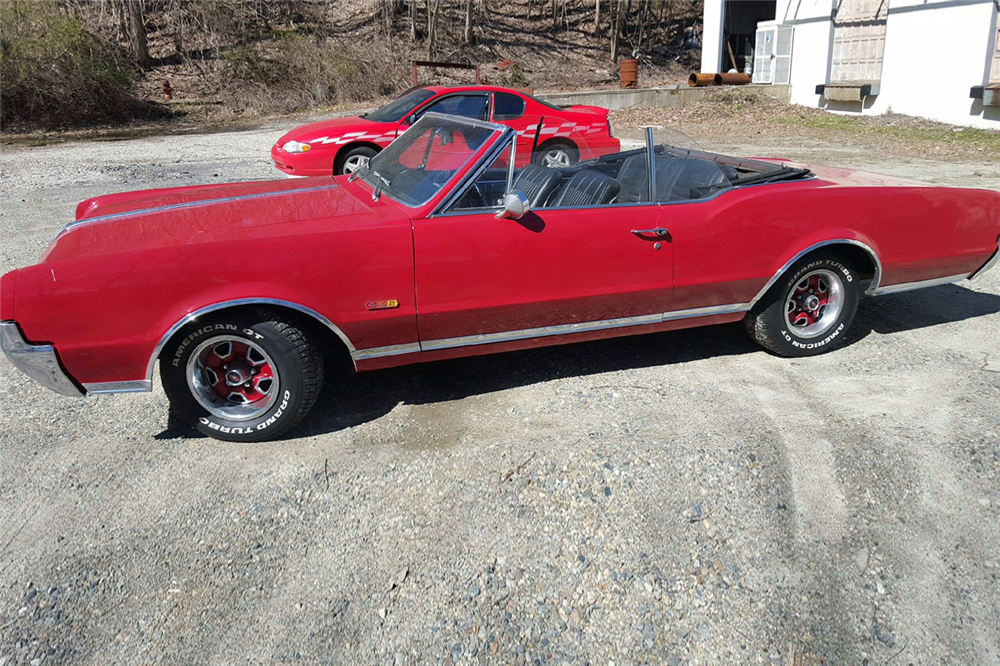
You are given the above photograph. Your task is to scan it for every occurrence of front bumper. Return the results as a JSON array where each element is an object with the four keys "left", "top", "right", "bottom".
[
  {"left": 271, "top": 143, "right": 333, "bottom": 177},
  {"left": 970, "top": 234, "right": 1000, "bottom": 280},
  {"left": 0, "top": 321, "right": 84, "bottom": 397}
]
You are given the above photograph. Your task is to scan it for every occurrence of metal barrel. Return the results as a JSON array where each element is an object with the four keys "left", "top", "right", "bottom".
[{"left": 620, "top": 59, "right": 638, "bottom": 88}]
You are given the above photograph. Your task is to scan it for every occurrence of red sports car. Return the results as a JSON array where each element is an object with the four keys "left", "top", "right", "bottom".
[
  {"left": 271, "top": 84, "right": 620, "bottom": 176},
  {"left": 2, "top": 114, "right": 998, "bottom": 442}
]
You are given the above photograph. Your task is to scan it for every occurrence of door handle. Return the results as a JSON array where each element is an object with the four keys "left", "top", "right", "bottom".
[{"left": 631, "top": 228, "right": 671, "bottom": 240}]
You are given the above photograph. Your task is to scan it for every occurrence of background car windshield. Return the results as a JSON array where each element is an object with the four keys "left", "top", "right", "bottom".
[
  {"left": 360, "top": 115, "right": 499, "bottom": 207},
  {"left": 365, "top": 88, "right": 436, "bottom": 123}
]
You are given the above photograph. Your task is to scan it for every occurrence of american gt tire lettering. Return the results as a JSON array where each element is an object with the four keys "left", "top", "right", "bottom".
[
  {"left": 161, "top": 314, "right": 323, "bottom": 442},
  {"left": 172, "top": 323, "right": 239, "bottom": 367},
  {"left": 745, "top": 253, "right": 861, "bottom": 358}
]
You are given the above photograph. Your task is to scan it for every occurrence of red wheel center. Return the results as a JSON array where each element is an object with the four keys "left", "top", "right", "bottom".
[
  {"left": 789, "top": 275, "right": 830, "bottom": 326},
  {"left": 201, "top": 341, "right": 274, "bottom": 405}
]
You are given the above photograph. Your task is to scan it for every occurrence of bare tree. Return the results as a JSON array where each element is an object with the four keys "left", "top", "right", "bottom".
[
  {"left": 610, "top": 0, "right": 624, "bottom": 61},
  {"left": 426, "top": 0, "right": 440, "bottom": 57},
  {"left": 121, "top": 0, "right": 151, "bottom": 68},
  {"left": 464, "top": 0, "right": 474, "bottom": 45},
  {"left": 594, "top": 0, "right": 601, "bottom": 37}
]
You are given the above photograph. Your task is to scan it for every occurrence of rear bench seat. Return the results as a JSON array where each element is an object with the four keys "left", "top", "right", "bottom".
[{"left": 617, "top": 154, "right": 730, "bottom": 203}]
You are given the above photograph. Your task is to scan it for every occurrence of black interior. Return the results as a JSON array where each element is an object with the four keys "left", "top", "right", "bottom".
[{"left": 449, "top": 144, "right": 804, "bottom": 212}]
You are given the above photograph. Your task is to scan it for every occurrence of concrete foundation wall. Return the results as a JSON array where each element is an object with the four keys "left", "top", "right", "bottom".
[
  {"left": 537, "top": 84, "right": 791, "bottom": 112},
  {"left": 704, "top": 0, "right": 1000, "bottom": 129},
  {"left": 867, "top": 1, "right": 998, "bottom": 129}
]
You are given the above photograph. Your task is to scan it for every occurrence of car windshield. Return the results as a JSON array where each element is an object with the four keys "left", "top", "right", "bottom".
[
  {"left": 363, "top": 88, "right": 436, "bottom": 123},
  {"left": 357, "top": 114, "right": 501, "bottom": 207}
]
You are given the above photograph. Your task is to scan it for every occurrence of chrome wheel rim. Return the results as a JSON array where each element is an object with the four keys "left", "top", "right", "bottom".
[
  {"left": 186, "top": 336, "right": 280, "bottom": 421},
  {"left": 541, "top": 148, "right": 571, "bottom": 168},
  {"left": 784, "top": 269, "right": 844, "bottom": 339},
  {"left": 343, "top": 154, "right": 370, "bottom": 173}
]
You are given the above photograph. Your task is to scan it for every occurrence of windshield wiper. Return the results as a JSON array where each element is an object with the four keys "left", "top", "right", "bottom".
[{"left": 370, "top": 170, "right": 391, "bottom": 201}]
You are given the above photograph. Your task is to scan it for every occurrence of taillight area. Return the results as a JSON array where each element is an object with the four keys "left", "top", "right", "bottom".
[
  {"left": 606, "top": 116, "right": 613, "bottom": 137},
  {"left": 0, "top": 269, "right": 16, "bottom": 320}
]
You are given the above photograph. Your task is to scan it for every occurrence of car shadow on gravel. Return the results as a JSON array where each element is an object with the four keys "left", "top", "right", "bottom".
[{"left": 154, "top": 283, "right": 1000, "bottom": 441}]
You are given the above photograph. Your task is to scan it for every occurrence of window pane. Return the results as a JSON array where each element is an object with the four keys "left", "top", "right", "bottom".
[
  {"left": 493, "top": 92, "right": 525, "bottom": 121},
  {"left": 423, "top": 95, "right": 489, "bottom": 120},
  {"left": 363, "top": 116, "right": 499, "bottom": 207},
  {"left": 450, "top": 140, "right": 513, "bottom": 211}
]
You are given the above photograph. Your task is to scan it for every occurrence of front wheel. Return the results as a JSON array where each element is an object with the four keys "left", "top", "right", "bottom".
[
  {"left": 336, "top": 145, "right": 378, "bottom": 175},
  {"left": 161, "top": 313, "right": 325, "bottom": 441},
  {"left": 744, "top": 254, "right": 861, "bottom": 357}
]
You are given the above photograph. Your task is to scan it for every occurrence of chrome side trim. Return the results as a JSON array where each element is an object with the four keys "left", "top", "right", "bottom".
[
  {"left": 352, "top": 342, "right": 422, "bottom": 361},
  {"left": 62, "top": 184, "right": 340, "bottom": 237},
  {"left": 349, "top": 303, "right": 748, "bottom": 359},
  {"left": 145, "top": 298, "right": 357, "bottom": 382},
  {"left": 969, "top": 235, "right": 1000, "bottom": 280},
  {"left": 0, "top": 321, "right": 85, "bottom": 397},
  {"left": 870, "top": 273, "right": 968, "bottom": 296},
  {"left": 749, "top": 239, "right": 883, "bottom": 305},
  {"left": 83, "top": 380, "right": 152, "bottom": 394}
]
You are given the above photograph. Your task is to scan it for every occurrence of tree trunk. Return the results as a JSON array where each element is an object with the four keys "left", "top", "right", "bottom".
[
  {"left": 427, "top": 0, "right": 438, "bottom": 58},
  {"left": 594, "top": 0, "right": 600, "bottom": 37},
  {"left": 464, "top": 0, "right": 474, "bottom": 45},
  {"left": 172, "top": 0, "right": 184, "bottom": 60},
  {"left": 123, "top": 0, "right": 151, "bottom": 68}
]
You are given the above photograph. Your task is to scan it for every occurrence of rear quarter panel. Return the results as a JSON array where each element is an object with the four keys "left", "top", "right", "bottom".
[{"left": 667, "top": 177, "right": 1000, "bottom": 310}]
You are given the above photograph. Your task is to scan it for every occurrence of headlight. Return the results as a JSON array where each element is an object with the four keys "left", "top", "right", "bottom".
[{"left": 282, "top": 140, "right": 312, "bottom": 153}]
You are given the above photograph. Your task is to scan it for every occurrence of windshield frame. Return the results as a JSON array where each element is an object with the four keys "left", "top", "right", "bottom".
[{"left": 356, "top": 112, "right": 509, "bottom": 210}]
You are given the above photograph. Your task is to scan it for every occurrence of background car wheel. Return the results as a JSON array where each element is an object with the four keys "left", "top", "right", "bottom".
[
  {"left": 534, "top": 141, "right": 578, "bottom": 169},
  {"left": 744, "top": 254, "right": 861, "bottom": 357},
  {"left": 161, "top": 312, "right": 325, "bottom": 442},
  {"left": 335, "top": 145, "right": 378, "bottom": 175}
]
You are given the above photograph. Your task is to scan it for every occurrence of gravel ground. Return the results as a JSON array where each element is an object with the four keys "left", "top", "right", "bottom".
[{"left": 1, "top": 113, "right": 999, "bottom": 666}]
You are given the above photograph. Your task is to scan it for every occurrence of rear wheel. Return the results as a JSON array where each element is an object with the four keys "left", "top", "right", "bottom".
[
  {"left": 336, "top": 145, "right": 378, "bottom": 175},
  {"left": 534, "top": 141, "right": 578, "bottom": 169},
  {"left": 744, "top": 254, "right": 861, "bottom": 356},
  {"left": 161, "top": 312, "right": 324, "bottom": 442}
]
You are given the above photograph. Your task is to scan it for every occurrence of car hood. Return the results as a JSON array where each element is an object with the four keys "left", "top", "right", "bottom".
[
  {"left": 44, "top": 177, "right": 378, "bottom": 263},
  {"left": 276, "top": 115, "right": 393, "bottom": 147}
]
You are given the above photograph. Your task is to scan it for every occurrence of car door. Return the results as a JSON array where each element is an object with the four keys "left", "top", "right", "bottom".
[
  {"left": 412, "top": 195, "right": 675, "bottom": 346},
  {"left": 396, "top": 93, "right": 491, "bottom": 137}
]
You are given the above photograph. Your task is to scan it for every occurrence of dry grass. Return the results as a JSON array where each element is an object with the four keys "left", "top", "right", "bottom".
[
  {"left": 610, "top": 89, "right": 1000, "bottom": 161},
  {"left": 0, "top": 2, "right": 165, "bottom": 131}
]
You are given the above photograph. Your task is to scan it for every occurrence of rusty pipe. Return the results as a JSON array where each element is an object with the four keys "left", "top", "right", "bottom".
[
  {"left": 713, "top": 72, "right": 751, "bottom": 86},
  {"left": 688, "top": 73, "right": 715, "bottom": 87}
]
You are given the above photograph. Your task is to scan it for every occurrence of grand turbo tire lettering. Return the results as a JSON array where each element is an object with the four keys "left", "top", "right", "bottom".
[
  {"left": 162, "top": 314, "right": 323, "bottom": 442},
  {"left": 746, "top": 253, "right": 860, "bottom": 358},
  {"left": 195, "top": 390, "right": 291, "bottom": 434},
  {"left": 257, "top": 390, "right": 291, "bottom": 430}
]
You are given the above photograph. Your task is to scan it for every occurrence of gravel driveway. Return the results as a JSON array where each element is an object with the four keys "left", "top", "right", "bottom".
[{"left": 1, "top": 118, "right": 999, "bottom": 665}]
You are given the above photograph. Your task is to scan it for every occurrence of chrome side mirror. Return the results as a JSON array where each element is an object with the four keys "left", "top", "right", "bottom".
[{"left": 495, "top": 190, "right": 530, "bottom": 220}]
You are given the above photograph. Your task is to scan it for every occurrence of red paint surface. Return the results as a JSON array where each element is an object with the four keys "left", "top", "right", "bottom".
[
  {"left": 271, "top": 85, "right": 620, "bottom": 176},
  {"left": 3, "top": 136, "right": 999, "bottom": 389}
]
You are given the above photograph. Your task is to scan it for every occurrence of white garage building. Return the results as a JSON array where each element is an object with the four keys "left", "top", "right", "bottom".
[{"left": 701, "top": 0, "right": 1000, "bottom": 129}]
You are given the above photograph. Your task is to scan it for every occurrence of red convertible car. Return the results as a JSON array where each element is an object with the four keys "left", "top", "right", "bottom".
[
  {"left": 2, "top": 114, "right": 998, "bottom": 442},
  {"left": 271, "top": 84, "right": 620, "bottom": 176}
]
